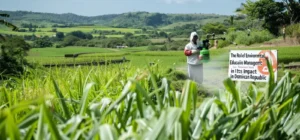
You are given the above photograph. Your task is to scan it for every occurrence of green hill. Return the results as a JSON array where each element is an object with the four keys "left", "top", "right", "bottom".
[{"left": 0, "top": 10, "right": 228, "bottom": 28}]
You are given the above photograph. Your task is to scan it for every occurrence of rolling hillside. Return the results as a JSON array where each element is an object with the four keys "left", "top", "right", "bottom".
[{"left": 0, "top": 10, "right": 228, "bottom": 28}]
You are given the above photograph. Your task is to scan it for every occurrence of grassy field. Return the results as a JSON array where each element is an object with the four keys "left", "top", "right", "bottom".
[
  {"left": 2, "top": 45, "right": 300, "bottom": 139},
  {"left": 27, "top": 46, "right": 300, "bottom": 65},
  {"left": 0, "top": 25, "right": 141, "bottom": 37},
  {"left": 0, "top": 27, "right": 55, "bottom": 36},
  {"left": 39, "top": 26, "right": 140, "bottom": 33},
  {"left": 3, "top": 38, "right": 300, "bottom": 139}
]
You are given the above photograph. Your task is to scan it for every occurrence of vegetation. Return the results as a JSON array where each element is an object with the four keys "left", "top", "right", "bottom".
[
  {"left": 32, "top": 36, "right": 53, "bottom": 48},
  {"left": 1, "top": 0, "right": 300, "bottom": 139},
  {"left": 0, "top": 13, "right": 32, "bottom": 79},
  {"left": 219, "top": 30, "right": 274, "bottom": 47},
  {"left": 1, "top": 57, "right": 300, "bottom": 139},
  {"left": 202, "top": 22, "right": 227, "bottom": 34},
  {"left": 0, "top": 10, "right": 227, "bottom": 28},
  {"left": 286, "top": 23, "right": 300, "bottom": 39},
  {"left": 237, "top": 0, "right": 300, "bottom": 35},
  {"left": 0, "top": 13, "right": 18, "bottom": 39},
  {"left": 0, "top": 37, "right": 31, "bottom": 79}
]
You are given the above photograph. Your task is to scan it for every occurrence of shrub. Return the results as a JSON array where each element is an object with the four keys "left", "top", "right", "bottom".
[
  {"left": 88, "top": 44, "right": 96, "bottom": 47},
  {"left": 218, "top": 40, "right": 231, "bottom": 48},
  {"left": 222, "top": 30, "right": 274, "bottom": 47},
  {"left": 286, "top": 23, "right": 300, "bottom": 38},
  {"left": 147, "top": 45, "right": 161, "bottom": 51},
  {"left": 61, "top": 35, "right": 80, "bottom": 47},
  {"left": 33, "top": 37, "right": 53, "bottom": 48},
  {"left": 55, "top": 45, "right": 62, "bottom": 48}
]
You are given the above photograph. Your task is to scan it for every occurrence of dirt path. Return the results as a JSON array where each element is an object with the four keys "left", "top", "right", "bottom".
[{"left": 176, "top": 64, "right": 227, "bottom": 90}]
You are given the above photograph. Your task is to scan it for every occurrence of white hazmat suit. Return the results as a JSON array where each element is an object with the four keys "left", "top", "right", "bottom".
[{"left": 184, "top": 32, "right": 203, "bottom": 85}]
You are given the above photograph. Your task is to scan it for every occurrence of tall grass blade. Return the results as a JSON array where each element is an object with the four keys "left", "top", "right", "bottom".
[
  {"left": 79, "top": 82, "right": 94, "bottom": 115},
  {"left": 174, "top": 122, "right": 182, "bottom": 140},
  {"left": 4, "top": 109, "right": 20, "bottom": 140},
  {"left": 180, "top": 80, "right": 197, "bottom": 139},
  {"left": 99, "top": 124, "right": 119, "bottom": 140},
  {"left": 52, "top": 78, "right": 71, "bottom": 119},
  {"left": 36, "top": 105, "right": 44, "bottom": 140},
  {"left": 223, "top": 78, "right": 242, "bottom": 112},
  {"left": 42, "top": 102, "right": 62, "bottom": 140},
  {"left": 18, "top": 111, "right": 39, "bottom": 129},
  {"left": 242, "top": 111, "right": 268, "bottom": 140},
  {"left": 24, "top": 122, "right": 37, "bottom": 140}
]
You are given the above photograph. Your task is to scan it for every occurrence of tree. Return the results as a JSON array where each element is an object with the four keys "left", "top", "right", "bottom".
[
  {"left": 56, "top": 32, "right": 65, "bottom": 40},
  {"left": 52, "top": 28, "right": 57, "bottom": 32},
  {"left": 61, "top": 35, "right": 80, "bottom": 47},
  {"left": 0, "top": 13, "right": 32, "bottom": 79},
  {"left": 124, "top": 33, "right": 134, "bottom": 39},
  {"left": 68, "top": 31, "right": 87, "bottom": 39},
  {"left": 202, "top": 23, "right": 227, "bottom": 34},
  {"left": 33, "top": 37, "right": 53, "bottom": 48},
  {"left": 145, "top": 13, "right": 166, "bottom": 27},
  {"left": 85, "top": 33, "right": 93, "bottom": 40},
  {"left": 159, "top": 31, "right": 168, "bottom": 38},
  {"left": 0, "top": 37, "right": 31, "bottom": 79},
  {"left": 142, "top": 28, "right": 147, "bottom": 33},
  {"left": 282, "top": 0, "right": 300, "bottom": 24},
  {"left": 236, "top": 0, "right": 300, "bottom": 35},
  {"left": 67, "top": 31, "right": 93, "bottom": 40}
]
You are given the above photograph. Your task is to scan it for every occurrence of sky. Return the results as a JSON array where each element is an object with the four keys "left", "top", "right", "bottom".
[{"left": 0, "top": 0, "right": 247, "bottom": 16}]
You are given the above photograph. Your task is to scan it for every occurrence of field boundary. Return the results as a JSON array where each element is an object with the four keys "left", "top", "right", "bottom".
[{"left": 43, "top": 58, "right": 130, "bottom": 68}]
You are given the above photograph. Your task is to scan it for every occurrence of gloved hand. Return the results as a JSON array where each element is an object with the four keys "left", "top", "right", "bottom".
[
  {"left": 199, "top": 55, "right": 203, "bottom": 60},
  {"left": 184, "top": 50, "right": 192, "bottom": 56}
]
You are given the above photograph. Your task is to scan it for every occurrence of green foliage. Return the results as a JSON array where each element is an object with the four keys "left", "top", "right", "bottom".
[
  {"left": 218, "top": 40, "right": 231, "bottom": 48},
  {"left": 20, "top": 23, "right": 39, "bottom": 28},
  {"left": 147, "top": 45, "right": 166, "bottom": 51},
  {"left": 0, "top": 10, "right": 227, "bottom": 28},
  {"left": 0, "top": 37, "right": 31, "bottom": 79},
  {"left": 55, "top": 32, "right": 64, "bottom": 40},
  {"left": 33, "top": 37, "right": 53, "bottom": 48},
  {"left": 286, "top": 23, "right": 300, "bottom": 38},
  {"left": 67, "top": 31, "right": 93, "bottom": 40},
  {"left": 221, "top": 30, "right": 274, "bottom": 47},
  {"left": 0, "top": 15, "right": 18, "bottom": 32},
  {"left": 202, "top": 22, "right": 226, "bottom": 34},
  {"left": 237, "top": 0, "right": 300, "bottom": 35},
  {"left": 1, "top": 60, "right": 300, "bottom": 139},
  {"left": 124, "top": 32, "right": 134, "bottom": 39},
  {"left": 61, "top": 35, "right": 80, "bottom": 47},
  {"left": 166, "top": 23, "right": 200, "bottom": 38}
]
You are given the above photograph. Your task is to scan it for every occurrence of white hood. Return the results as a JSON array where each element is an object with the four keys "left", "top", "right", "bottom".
[{"left": 190, "top": 32, "right": 198, "bottom": 42}]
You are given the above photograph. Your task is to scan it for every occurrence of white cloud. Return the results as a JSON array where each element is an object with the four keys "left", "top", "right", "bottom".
[{"left": 163, "top": 0, "right": 203, "bottom": 4}]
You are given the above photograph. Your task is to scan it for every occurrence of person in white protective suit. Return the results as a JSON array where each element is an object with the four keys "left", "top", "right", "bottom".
[{"left": 183, "top": 32, "right": 203, "bottom": 85}]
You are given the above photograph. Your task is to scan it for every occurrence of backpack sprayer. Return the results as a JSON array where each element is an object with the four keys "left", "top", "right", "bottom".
[{"left": 199, "top": 33, "right": 226, "bottom": 63}]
